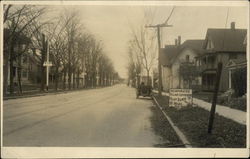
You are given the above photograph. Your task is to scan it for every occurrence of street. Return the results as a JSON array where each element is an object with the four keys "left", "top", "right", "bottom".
[{"left": 3, "top": 84, "right": 163, "bottom": 147}]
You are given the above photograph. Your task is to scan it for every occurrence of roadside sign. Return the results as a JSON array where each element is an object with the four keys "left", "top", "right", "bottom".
[{"left": 169, "top": 89, "right": 192, "bottom": 108}]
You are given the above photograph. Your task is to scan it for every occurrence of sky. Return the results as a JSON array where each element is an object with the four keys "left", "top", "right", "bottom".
[{"left": 47, "top": 4, "right": 248, "bottom": 78}]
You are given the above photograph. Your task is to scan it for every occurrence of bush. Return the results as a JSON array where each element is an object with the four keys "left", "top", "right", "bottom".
[
  {"left": 231, "top": 67, "right": 246, "bottom": 97},
  {"left": 228, "top": 97, "right": 246, "bottom": 111}
]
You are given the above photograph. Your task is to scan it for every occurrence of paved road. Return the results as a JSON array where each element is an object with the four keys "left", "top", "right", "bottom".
[{"left": 3, "top": 84, "right": 162, "bottom": 147}]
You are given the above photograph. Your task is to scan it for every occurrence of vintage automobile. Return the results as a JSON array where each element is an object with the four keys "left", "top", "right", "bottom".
[{"left": 136, "top": 84, "right": 152, "bottom": 99}]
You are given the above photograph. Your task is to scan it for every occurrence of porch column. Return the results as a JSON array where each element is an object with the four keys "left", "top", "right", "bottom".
[{"left": 229, "top": 69, "right": 232, "bottom": 89}]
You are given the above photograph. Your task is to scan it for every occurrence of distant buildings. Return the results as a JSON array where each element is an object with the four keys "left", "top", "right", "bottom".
[{"left": 160, "top": 22, "right": 247, "bottom": 95}]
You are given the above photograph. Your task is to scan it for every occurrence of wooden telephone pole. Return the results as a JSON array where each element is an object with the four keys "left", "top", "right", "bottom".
[
  {"left": 145, "top": 7, "right": 175, "bottom": 96},
  {"left": 208, "top": 62, "right": 223, "bottom": 134},
  {"left": 146, "top": 25, "right": 171, "bottom": 96}
]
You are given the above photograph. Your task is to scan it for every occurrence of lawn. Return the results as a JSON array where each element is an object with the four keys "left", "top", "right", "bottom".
[
  {"left": 149, "top": 105, "right": 184, "bottom": 147},
  {"left": 154, "top": 95, "right": 246, "bottom": 148}
]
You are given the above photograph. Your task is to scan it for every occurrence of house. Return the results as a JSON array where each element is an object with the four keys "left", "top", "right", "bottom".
[
  {"left": 160, "top": 36, "right": 204, "bottom": 91},
  {"left": 20, "top": 49, "right": 41, "bottom": 84},
  {"left": 197, "top": 22, "right": 247, "bottom": 92}
]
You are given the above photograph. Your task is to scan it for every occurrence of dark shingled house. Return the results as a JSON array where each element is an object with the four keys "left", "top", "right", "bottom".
[{"left": 197, "top": 22, "right": 247, "bottom": 92}]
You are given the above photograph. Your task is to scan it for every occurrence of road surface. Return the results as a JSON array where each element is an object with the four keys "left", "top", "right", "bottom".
[{"left": 3, "top": 84, "right": 163, "bottom": 147}]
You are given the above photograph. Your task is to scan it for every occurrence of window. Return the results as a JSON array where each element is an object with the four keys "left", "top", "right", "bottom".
[
  {"left": 186, "top": 55, "right": 190, "bottom": 62},
  {"left": 203, "top": 57, "right": 207, "bottom": 64},
  {"left": 22, "top": 70, "right": 27, "bottom": 78},
  {"left": 29, "top": 64, "right": 32, "bottom": 71},
  {"left": 208, "top": 56, "right": 215, "bottom": 64}
]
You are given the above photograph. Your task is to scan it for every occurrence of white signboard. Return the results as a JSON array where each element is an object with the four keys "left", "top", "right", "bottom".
[
  {"left": 169, "top": 89, "right": 192, "bottom": 108},
  {"left": 43, "top": 61, "right": 53, "bottom": 67}
]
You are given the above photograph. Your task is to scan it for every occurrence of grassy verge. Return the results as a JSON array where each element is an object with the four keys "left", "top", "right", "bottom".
[
  {"left": 149, "top": 105, "right": 184, "bottom": 147},
  {"left": 154, "top": 95, "right": 246, "bottom": 148}
]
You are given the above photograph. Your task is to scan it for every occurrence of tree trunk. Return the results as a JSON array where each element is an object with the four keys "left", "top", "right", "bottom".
[
  {"left": 9, "top": 40, "right": 15, "bottom": 95},
  {"left": 73, "top": 68, "right": 76, "bottom": 89},
  {"left": 68, "top": 64, "right": 72, "bottom": 90},
  {"left": 3, "top": 43, "right": 9, "bottom": 96},
  {"left": 40, "top": 35, "right": 46, "bottom": 92},
  {"left": 146, "top": 69, "right": 150, "bottom": 86},
  {"left": 77, "top": 68, "right": 80, "bottom": 89},
  {"left": 54, "top": 66, "right": 59, "bottom": 91},
  {"left": 91, "top": 74, "right": 94, "bottom": 88},
  {"left": 63, "top": 67, "right": 66, "bottom": 90},
  {"left": 17, "top": 55, "right": 22, "bottom": 94}
]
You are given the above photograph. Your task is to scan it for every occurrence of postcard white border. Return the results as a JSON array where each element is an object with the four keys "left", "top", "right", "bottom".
[{"left": 0, "top": 1, "right": 249, "bottom": 158}]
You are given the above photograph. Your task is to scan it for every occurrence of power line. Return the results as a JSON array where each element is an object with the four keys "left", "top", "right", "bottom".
[
  {"left": 145, "top": 6, "right": 175, "bottom": 96},
  {"left": 164, "top": 6, "right": 175, "bottom": 25},
  {"left": 222, "top": 7, "right": 229, "bottom": 53}
]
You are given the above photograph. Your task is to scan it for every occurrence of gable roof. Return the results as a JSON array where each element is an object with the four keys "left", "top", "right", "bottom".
[
  {"left": 181, "top": 40, "right": 205, "bottom": 54},
  {"left": 160, "top": 39, "right": 205, "bottom": 66},
  {"left": 160, "top": 45, "right": 180, "bottom": 67},
  {"left": 203, "top": 28, "right": 247, "bottom": 52}
]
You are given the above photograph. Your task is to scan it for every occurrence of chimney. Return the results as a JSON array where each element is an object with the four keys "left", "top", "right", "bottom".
[
  {"left": 175, "top": 39, "right": 178, "bottom": 45},
  {"left": 231, "top": 22, "right": 235, "bottom": 30},
  {"left": 178, "top": 36, "right": 181, "bottom": 45}
]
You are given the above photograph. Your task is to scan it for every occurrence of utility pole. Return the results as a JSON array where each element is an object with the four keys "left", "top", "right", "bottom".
[
  {"left": 145, "top": 24, "right": 172, "bottom": 96},
  {"left": 208, "top": 62, "right": 223, "bottom": 134},
  {"left": 40, "top": 34, "right": 46, "bottom": 92},
  {"left": 145, "top": 6, "right": 175, "bottom": 96},
  {"left": 43, "top": 41, "right": 52, "bottom": 91}
]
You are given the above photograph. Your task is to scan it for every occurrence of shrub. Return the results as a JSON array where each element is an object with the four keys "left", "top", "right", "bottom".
[{"left": 231, "top": 67, "right": 247, "bottom": 97}]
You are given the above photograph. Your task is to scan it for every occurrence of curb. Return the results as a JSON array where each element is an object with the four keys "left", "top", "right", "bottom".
[
  {"left": 3, "top": 86, "right": 110, "bottom": 100},
  {"left": 152, "top": 96, "right": 192, "bottom": 148},
  {"left": 3, "top": 90, "right": 70, "bottom": 100}
]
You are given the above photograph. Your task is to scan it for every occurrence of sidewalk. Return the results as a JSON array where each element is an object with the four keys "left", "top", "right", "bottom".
[{"left": 153, "top": 90, "right": 246, "bottom": 125}]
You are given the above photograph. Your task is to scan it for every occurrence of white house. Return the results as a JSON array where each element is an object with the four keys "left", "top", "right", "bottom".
[{"left": 160, "top": 37, "right": 204, "bottom": 92}]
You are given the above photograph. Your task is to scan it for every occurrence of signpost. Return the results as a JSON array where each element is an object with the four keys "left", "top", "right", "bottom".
[
  {"left": 43, "top": 42, "right": 52, "bottom": 91},
  {"left": 208, "top": 62, "right": 223, "bottom": 134},
  {"left": 169, "top": 89, "right": 192, "bottom": 108}
]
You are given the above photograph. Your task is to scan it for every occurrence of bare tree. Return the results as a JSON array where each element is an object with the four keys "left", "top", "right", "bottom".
[
  {"left": 128, "top": 9, "right": 157, "bottom": 86},
  {"left": 62, "top": 9, "right": 82, "bottom": 90},
  {"left": 3, "top": 5, "right": 47, "bottom": 95}
]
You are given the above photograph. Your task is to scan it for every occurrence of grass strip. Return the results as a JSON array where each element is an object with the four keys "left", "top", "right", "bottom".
[
  {"left": 149, "top": 105, "right": 184, "bottom": 147},
  {"left": 154, "top": 95, "right": 246, "bottom": 148}
]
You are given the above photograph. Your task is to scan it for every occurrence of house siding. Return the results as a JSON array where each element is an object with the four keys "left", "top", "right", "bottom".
[
  {"left": 219, "top": 52, "right": 246, "bottom": 92},
  {"left": 161, "top": 48, "right": 201, "bottom": 91},
  {"left": 172, "top": 48, "right": 200, "bottom": 89},
  {"left": 201, "top": 52, "right": 246, "bottom": 92}
]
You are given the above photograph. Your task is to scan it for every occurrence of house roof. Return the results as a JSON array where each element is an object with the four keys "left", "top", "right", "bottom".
[
  {"left": 203, "top": 28, "right": 247, "bottom": 52},
  {"left": 160, "top": 39, "right": 205, "bottom": 66},
  {"left": 160, "top": 45, "right": 180, "bottom": 66},
  {"left": 181, "top": 40, "right": 204, "bottom": 54}
]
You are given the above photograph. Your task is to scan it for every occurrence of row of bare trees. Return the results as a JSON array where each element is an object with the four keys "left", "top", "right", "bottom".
[{"left": 3, "top": 5, "right": 118, "bottom": 95}]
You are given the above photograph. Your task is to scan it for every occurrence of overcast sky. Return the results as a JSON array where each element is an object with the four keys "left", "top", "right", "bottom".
[{"left": 47, "top": 4, "right": 248, "bottom": 78}]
